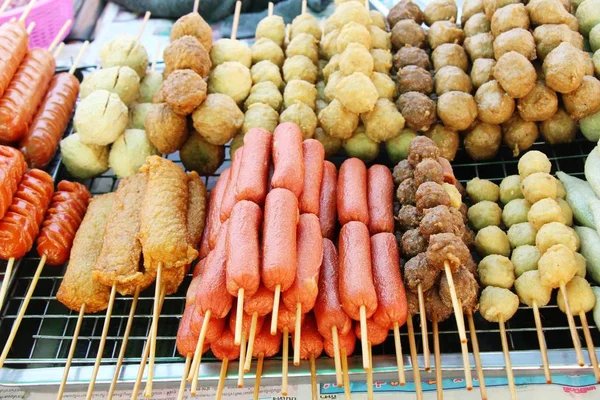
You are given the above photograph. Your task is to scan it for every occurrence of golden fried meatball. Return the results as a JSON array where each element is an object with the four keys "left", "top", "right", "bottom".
[
  {"left": 557, "top": 277, "right": 596, "bottom": 314},
  {"left": 283, "top": 55, "right": 318, "bottom": 83},
  {"left": 343, "top": 125, "right": 380, "bottom": 162},
  {"left": 464, "top": 32, "right": 495, "bottom": 60},
  {"left": 145, "top": 103, "right": 188, "bottom": 154},
  {"left": 361, "top": 98, "right": 405, "bottom": 142},
  {"left": 208, "top": 61, "right": 252, "bottom": 104},
  {"left": 425, "top": 124, "right": 460, "bottom": 161},
  {"left": 464, "top": 13, "right": 490, "bottom": 37},
  {"left": 491, "top": 4, "right": 530, "bottom": 37},
  {"left": 527, "top": 0, "right": 579, "bottom": 31},
  {"left": 462, "top": 0, "right": 484, "bottom": 24},
  {"left": 318, "top": 99, "right": 359, "bottom": 139},
  {"left": 493, "top": 51, "right": 537, "bottom": 98},
  {"left": 502, "top": 198, "right": 530, "bottom": 227},
  {"left": 337, "top": 22, "right": 372, "bottom": 53},
  {"left": 557, "top": 197, "right": 573, "bottom": 226},
  {"left": 314, "top": 127, "right": 342, "bottom": 157},
  {"left": 244, "top": 81, "right": 283, "bottom": 111},
  {"left": 528, "top": 198, "right": 566, "bottom": 230},
  {"left": 164, "top": 35, "right": 211, "bottom": 78},
  {"left": 324, "top": 71, "right": 343, "bottom": 102},
  {"left": 286, "top": 33, "right": 319, "bottom": 64},
  {"left": 284, "top": 80, "right": 317, "bottom": 110},
  {"left": 483, "top": 0, "right": 521, "bottom": 19},
  {"left": 432, "top": 43, "right": 469, "bottom": 72},
  {"left": 428, "top": 21, "right": 465, "bottom": 49},
  {"left": 393, "top": 46, "right": 431, "bottom": 70},
  {"left": 391, "top": 19, "right": 426, "bottom": 49},
  {"left": 320, "top": 29, "right": 339, "bottom": 60},
  {"left": 478, "top": 254, "right": 515, "bottom": 288},
  {"left": 475, "top": 225, "right": 511, "bottom": 257},
  {"left": 515, "top": 270, "right": 552, "bottom": 307},
  {"left": 500, "top": 175, "right": 523, "bottom": 204},
  {"left": 437, "top": 91, "right": 478, "bottom": 130},
  {"left": 280, "top": 102, "right": 317, "bottom": 139},
  {"left": 256, "top": 15, "right": 285, "bottom": 47},
  {"left": 99, "top": 35, "right": 149, "bottom": 79},
  {"left": 171, "top": 12, "right": 213, "bottom": 53},
  {"left": 464, "top": 121, "right": 502, "bottom": 160},
  {"left": 242, "top": 103, "right": 279, "bottom": 134},
  {"left": 533, "top": 24, "right": 584, "bottom": 61},
  {"left": 517, "top": 81, "right": 558, "bottom": 122},
  {"left": 469, "top": 200, "right": 502, "bottom": 230},
  {"left": 467, "top": 178, "right": 500, "bottom": 203},
  {"left": 540, "top": 108, "right": 577, "bottom": 144},
  {"left": 339, "top": 43, "right": 374, "bottom": 76},
  {"left": 252, "top": 37, "right": 285, "bottom": 67},
  {"left": 521, "top": 172, "right": 558, "bottom": 204},
  {"left": 210, "top": 38, "right": 251, "bottom": 68},
  {"left": 479, "top": 286, "right": 519, "bottom": 322},
  {"left": 370, "top": 25, "right": 391, "bottom": 50},
  {"left": 518, "top": 150, "right": 551, "bottom": 178},
  {"left": 435, "top": 66, "right": 472, "bottom": 95},
  {"left": 397, "top": 92, "right": 436, "bottom": 132},
  {"left": 160, "top": 69, "right": 206, "bottom": 116},
  {"left": 493, "top": 28, "right": 536, "bottom": 60},
  {"left": 475, "top": 80, "right": 515, "bottom": 124},
  {"left": 250, "top": 60, "right": 283, "bottom": 88},
  {"left": 470, "top": 58, "right": 496, "bottom": 89},
  {"left": 331, "top": 1, "right": 372, "bottom": 30},
  {"left": 397, "top": 66, "right": 433, "bottom": 94},
  {"left": 543, "top": 42, "right": 587, "bottom": 93},
  {"left": 508, "top": 222, "right": 537, "bottom": 248},
  {"left": 371, "top": 72, "right": 396, "bottom": 100},
  {"left": 536, "top": 222, "right": 579, "bottom": 254},
  {"left": 387, "top": 0, "right": 424, "bottom": 27},
  {"left": 323, "top": 54, "right": 340, "bottom": 82},
  {"left": 370, "top": 10, "right": 387, "bottom": 29},
  {"left": 290, "top": 13, "right": 321, "bottom": 41},
  {"left": 538, "top": 244, "right": 578, "bottom": 288},
  {"left": 563, "top": 76, "right": 600, "bottom": 120},
  {"left": 424, "top": 0, "right": 457, "bottom": 26},
  {"left": 335, "top": 72, "right": 379, "bottom": 113},
  {"left": 192, "top": 93, "right": 243, "bottom": 145},
  {"left": 371, "top": 49, "right": 393, "bottom": 73},
  {"left": 512, "top": 245, "right": 541, "bottom": 277},
  {"left": 502, "top": 113, "right": 538, "bottom": 156}
]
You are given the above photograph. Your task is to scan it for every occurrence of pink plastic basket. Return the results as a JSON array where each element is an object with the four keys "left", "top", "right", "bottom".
[{"left": 0, "top": 0, "right": 74, "bottom": 48}]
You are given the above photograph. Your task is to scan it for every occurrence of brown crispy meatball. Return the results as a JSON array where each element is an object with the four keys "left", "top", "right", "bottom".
[
  {"left": 393, "top": 159, "right": 414, "bottom": 184},
  {"left": 425, "top": 124, "right": 460, "bottom": 161},
  {"left": 397, "top": 66, "right": 433, "bottom": 94},
  {"left": 163, "top": 35, "right": 211, "bottom": 78},
  {"left": 428, "top": 21, "right": 465, "bottom": 49},
  {"left": 562, "top": 76, "right": 600, "bottom": 120},
  {"left": 493, "top": 28, "right": 536, "bottom": 60},
  {"left": 407, "top": 289, "right": 420, "bottom": 315},
  {"left": 533, "top": 24, "right": 584, "bottom": 61},
  {"left": 414, "top": 158, "right": 443, "bottom": 186},
  {"left": 402, "top": 228, "right": 429, "bottom": 258},
  {"left": 464, "top": 32, "right": 494, "bottom": 61},
  {"left": 502, "top": 113, "right": 539, "bottom": 157},
  {"left": 425, "top": 288, "right": 453, "bottom": 322},
  {"left": 396, "top": 92, "right": 437, "bottom": 132},
  {"left": 387, "top": 0, "right": 425, "bottom": 27},
  {"left": 170, "top": 12, "right": 213, "bottom": 53},
  {"left": 437, "top": 91, "right": 478, "bottom": 131},
  {"left": 462, "top": 226, "right": 476, "bottom": 249},
  {"left": 517, "top": 81, "right": 558, "bottom": 122},
  {"left": 397, "top": 204, "right": 422, "bottom": 230},
  {"left": 397, "top": 177, "right": 417, "bottom": 205},
  {"left": 408, "top": 136, "right": 441, "bottom": 167},
  {"left": 491, "top": 4, "right": 530, "bottom": 37},
  {"left": 434, "top": 66, "right": 472, "bottom": 94},
  {"left": 416, "top": 182, "right": 451, "bottom": 211},
  {"left": 145, "top": 103, "right": 189, "bottom": 154},
  {"left": 391, "top": 19, "right": 426, "bottom": 49},
  {"left": 543, "top": 42, "right": 587, "bottom": 94},
  {"left": 475, "top": 80, "right": 515, "bottom": 124},
  {"left": 470, "top": 58, "right": 495, "bottom": 89},
  {"left": 419, "top": 205, "right": 457, "bottom": 239},
  {"left": 540, "top": 108, "right": 577, "bottom": 145},
  {"left": 439, "top": 267, "right": 479, "bottom": 312},
  {"left": 464, "top": 13, "right": 490, "bottom": 37},
  {"left": 493, "top": 51, "right": 537, "bottom": 99},
  {"left": 426, "top": 232, "right": 471, "bottom": 271},
  {"left": 432, "top": 43, "right": 469, "bottom": 72},
  {"left": 393, "top": 46, "right": 431, "bottom": 71},
  {"left": 464, "top": 254, "right": 478, "bottom": 277},
  {"left": 404, "top": 253, "right": 441, "bottom": 292},
  {"left": 424, "top": 0, "right": 458, "bottom": 26},
  {"left": 160, "top": 69, "right": 207, "bottom": 116},
  {"left": 464, "top": 121, "right": 502, "bottom": 161}
]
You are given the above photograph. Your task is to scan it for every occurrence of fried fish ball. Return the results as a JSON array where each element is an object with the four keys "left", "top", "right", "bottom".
[
  {"left": 475, "top": 226, "right": 511, "bottom": 257},
  {"left": 500, "top": 175, "right": 523, "bottom": 204},
  {"left": 75, "top": 90, "right": 128, "bottom": 146},
  {"left": 284, "top": 80, "right": 317, "bottom": 110},
  {"left": 128, "top": 102, "right": 152, "bottom": 129},
  {"left": 331, "top": 1, "right": 372, "bottom": 30},
  {"left": 464, "top": 32, "right": 494, "bottom": 60},
  {"left": 109, "top": 129, "right": 159, "bottom": 178},
  {"left": 391, "top": 19, "right": 426, "bottom": 49},
  {"left": 518, "top": 150, "right": 551, "bottom": 178},
  {"left": 536, "top": 221, "right": 579, "bottom": 254},
  {"left": 343, "top": 125, "right": 380, "bottom": 162},
  {"left": 502, "top": 114, "right": 538, "bottom": 156},
  {"left": 139, "top": 71, "right": 162, "bottom": 104},
  {"left": 283, "top": 55, "right": 318, "bottom": 83},
  {"left": 527, "top": 0, "right": 579, "bottom": 31},
  {"left": 251, "top": 60, "right": 283, "bottom": 88},
  {"left": 466, "top": 178, "right": 500, "bottom": 203},
  {"left": 435, "top": 66, "right": 472, "bottom": 95},
  {"left": 81, "top": 66, "right": 140, "bottom": 107},
  {"left": 424, "top": 0, "right": 457, "bottom": 26},
  {"left": 428, "top": 21, "right": 465, "bottom": 49},
  {"left": 323, "top": 55, "right": 340, "bottom": 82},
  {"left": 493, "top": 52, "right": 536, "bottom": 99},
  {"left": 464, "top": 13, "right": 490, "bottom": 37},
  {"left": 164, "top": 35, "right": 211, "bottom": 78},
  {"left": 464, "top": 121, "right": 502, "bottom": 160},
  {"left": 324, "top": 71, "right": 343, "bottom": 102},
  {"left": 60, "top": 133, "right": 109, "bottom": 179},
  {"left": 592, "top": 24, "right": 600, "bottom": 53},
  {"left": 361, "top": 98, "right": 405, "bottom": 142},
  {"left": 370, "top": 10, "right": 387, "bottom": 29},
  {"left": 314, "top": 127, "right": 342, "bottom": 157},
  {"left": 491, "top": 4, "right": 530, "bottom": 37},
  {"left": 320, "top": 29, "right": 339, "bottom": 60},
  {"left": 387, "top": 0, "right": 424, "bottom": 27},
  {"left": 580, "top": 108, "right": 600, "bottom": 141},
  {"left": 478, "top": 254, "right": 515, "bottom": 288},
  {"left": 242, "top": 103, "right": 279, "bottom": 134},
  {"left": 475, "top": 80, "right": 515, "bottom": 124},
  {"left": 180, "top": 132, "right": 225, "bottom": 176},
  {"left": 432, "top": 43, "right": 469, "bottom": 72},
  {"left": 521, "top": 172, "right": 558, "bottom": 204},
  {"left": 556, "top": 197, "right": 573, "bottom": 226},
  {"left": 558, "top": 276, "right": 596, "bottom": 314},
  {"left": 279, "top": 102, "right": 317, "bottom": 138},
  {"left": 517, "top": 81, "right": 558, "bottom": 122},
  {"left": 543, "top": 42, "right": 587, "bottom": 93},
  {"left": 393, "top": 46, "right": 431, "bottom": 70},
  {"left": 480, "top": 286, "right": 519, "bottom": 322},
  {"left": 371, "top": 49, "right": 393, "bottom": 73},
  {"left": 515, "top": 270, "right": 552, "bottom": 307},
  {"left": 563, "top": 76, "right": 600, "bottom": 120},
  {"left": 100, "top": 34, "right": 149, "bottom": 78},
  {"left": 540, "top": 109, "right": 577, "bottom": 145},
  {"left": 512, "top": 245, "right": 541, "bottom": 276},
  {"left": 533, "top": 24, "right": 584, "bottom": 61},
  {"left": 290, "top": 13, "right": 321, "bottom": 41},
  {"left": 160, "top": 69, "right": 207, "bottom": 116},
  {"left": 508, "top": 222, "right": 537, "bottom": 248},
  {"left": 208, "top": 62, "right": 252, "bottom": 104},
  {"left": 396, "top": 92, "right": 436, "bottom": 131},
  {"left": 483, "top": 0, "right": 521, "bottom": 19},
  {"left": 371, "top": 72, "right": 396, "bottom": 100},
  {"left": 370, "top": 25, "right": 391, "bottom": 50},
  {"left": 493, "top": 28, "right": 536, "bottom": 60},
  {"left": 252, "top": 37, "right": 285, "bottom": 67},
  {"left": 145, "top": 103, "right": 188, "bottom": 154},
  {"left": 386, "top": 129, "right": 417, "bottom": 163},
  {"left": 337, "top": 22, "right": 372, "bottom": 53},
  {"left": 339, "top": 43, "right": 374, "bottom": 76},
  {"left": 171, "top": 12, "right": 212, "bottom": 52},
  {"left": 425, "top": 124, "right": 460, "bottom": 161},
  {"left": 192, "top": 93, "right": 243, "bottom": 145},
  {"left": 244, "top": 81, "right": 283, "bottom": 111},
  {"left": 462, "top": 0, "right": 484, "bottom": 24},
  {"left": 528, "top": 198, "right": 565, "bottom": 230},
  {"left": 335, "top": 72, "right": 379, "bottom": 113},
  {"left": 468, "top": 201, "right": 502, "bottom": 230},
  {"left": 256, "top": 15, "right": 285, "bottom": 47},
  {"left": 397, "top": 66, "right": 433, "bottom": 94},
  {"left": 538, "top": 244, "right": 578, "bottom": 288},
  {"left": 437, "top": 91, "right": 478, "bottom": 131},
  {"left": 287, "top": 33, "right": 319, "bottom": 64},
  {"left": 502, "top": 198, "right": 530, "bottom": 227}
]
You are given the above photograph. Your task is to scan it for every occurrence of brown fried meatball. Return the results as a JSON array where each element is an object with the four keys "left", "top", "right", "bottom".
[
  {"left": 502, "top": 113, "right": 539, "bottom": 157},
  {"left": 406, "top": 289, "right": 420, "bottom": 315},
  {"left": 543, "top": 42, "right": 587, "bottom": 94},
  {"left": 493, "top": 28, "right": 536, "bottom": 60},
  {"left": 464, "top": 121, "right": 502, "bottom": 161},
  {"left": 562, "top": 76, "right": 600, "bottom": 120},
  {"left": 425, "top": 288, "right": 453, "bottom": 322},
  {"left": 387, "top": 0, "right": 425, "bottom": 27},
  {"left": 419, "top": 204, "right": 464, "bottom": 240},
  {"left": 393, "top": 159, "right": 415, "bottom": 184},
  {"left": 160, "top": 69, "right": 207, "bottom": 116},
  {"left": 493, "top": 51, "right": 537, "bottom": 99},
  {"left": 397, "top": 66, "right": 433, "bottom": 94},
  {"left": 408, "top": 136, "right": 441, "bottom": 167},
  {"left": 404, "top": 253, "right": 441, "bottom": 292},
  {"left": 470, "top": 58, "right": 496, "bottom": 89},
  {"left": 517, "top": 81, "right": 558, "bottom": 122},
  {"left": 391, "top": 19, "right": 426, "bottom": 49},
  {"left": 393, "top": 46, "right": 431, "bottom": 70},
  {"left": 461, "top": 0, "right": 484, "bottom": 24},
  {"left": 431, "top": 43, "right": 469, "bottom": 72},
  {"left": 475, "top": 80, "right": 515, "bottom": 124},
  {"left": 414, "top": 158, "right": 443, "bottom": 186},
  {"left": 434, "top": 66, "right": 472, "bottom": 94},
  {"left": 464, "top": 32, "right": 494, "bottom": 61},
  {"left": 396, "top": 92, "right": 437, "bottom": 132},
  {"left": 533, "top": 24, "right": 584, "bottom": 61},
  {"left": 491, "top": 4, "right": 530, "bottom": 37},
  {"left": 397, "top": 204, "right": 422, "bottom": 230},
  {"left": 402, "top": 228, "right": 429, "bottom": 258},
  {"left": 540, "top": 108, "right": 577, "bottom": 145},
  {"left": 437, "top": 91, "right": 478, "bottom": 131},
  {"left": 428, "top": 21, "right": 465, "bottom": 49},
  {"left": 427, "top": 232, "right": 471, "bottom": 271},
  {"left": 163, "top": 35, "right": 211, "bottom": 78},
  {"left": 397, "top": 177, "right": 417, "bottom": 205},
  {"left": 170, "top": 12, "right": 212, "bottom": 53},
  {"left": 439, "top": 267, "right": 479, "bottom": 312},
  {"left": 425, "top": 124, "right": 460, "bottom": 161},
  {"left": 464, "top": 13, "right": 490, "bottom": 37},
  {"left": 424, "top": 0, "right": 458, "bottom": 26},
  {"left": 416, "top": 182, "right": 451, "bottom": 211},
  {"left": 145, "top": 103, "right": 188, "bottom": 154}
]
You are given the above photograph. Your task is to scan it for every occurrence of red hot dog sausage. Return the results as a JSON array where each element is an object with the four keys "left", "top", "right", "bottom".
[
  {"left": 235, "top": 128, "right": 272, "bottom": 206},
  {"left": 229, "top": 300, "right": 265, "bottom": 337},
  {"left": 0, "top": 145, "right": 27, "bottom": 219},
  {"left": 277, "top": 299, "right": 306, "bottom": 333},
  {"left": 244, "top": 285, "right": 274, "bottom": 317},
  {"left": 282, "top": 213, "right": 323, "bottom": 313},
  {"left": 367, "top": 165, "right": 394, "bottom": 235},
  {"left": 211, "top": 329, "right": 240, "bottom": 361},
  {"left": 190, "top": 310, "right": 227, "bottom": 344},
  {"left": 262, "top": 188, "right": 298, "bottom": 292},
  {"left": 337, "top": 158, "right": 369, "bottom": 226},
  {"left": 296, "top": 314, "right": 324, "bottom": 360},
  {"left": 271, "top": 122, "right": 304, "bottom": 198},
  {"left": 36, "top": 181, "right": 91, "bottom": 266},
  {"left": 199, "top": 168, "right": 230, "bottom": 258},
  {"left": 314, "top": 238, "right": 352, "bottom": 339},
  {"left": 338, "top": 221, "right": 378, "bottom": 320},
  {"left": 19, "top": 73, "right": 80, "bottom": 168},
  {"left": 220, "top": 147, "right": 244, "bottom": 222},
  {"left": 324, "top": 325, "right": 356, "bottom": 358},
  {"left": 354, "top": 317, "right": 389, "bottom": 346},
  {"left": 253, "top": 316, "right": 282, "bottom": 358},
  {"left": 318, "top": 161, "right": 337, "bottom": 240},
  {"left": 226, "top": 200, "right": 262, "bottom": 297},
  {"left": 299, "top": 139, "right": 325, "bottom": 215},
  {"left": 192, "top": 257, "right": 206, "bottom": 278},
  {"left": 371, "top": 233, "right": 408, "bottom": 329},
  {"left": 177, "top": 306, "right": 210, "bottom": 357},
  {"left": 0, "top": 22, "right": 28, "bottom": 98},
  {"left": 0, "top": 48, "right": 56, "bottom": 142}
]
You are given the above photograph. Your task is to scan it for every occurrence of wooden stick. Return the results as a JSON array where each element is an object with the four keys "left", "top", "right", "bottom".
[
  {"left": 458, "top": 302, "right": 473, "bottom": 391},
  {"left": 217, "top": 358, "right": 229, "bottom": 400},
  {"left": 135, "top": 11, "right": 151, "bottom": 43},
  {"left": 0, "top": 255, "right": 46, "bottom": 368},
  {"left": 189, "top": 309, "right": 212, "bottom": 393},
  {"left": 231, "top": 1, "right": 242, "bottom": 41},
  {"left": 0, "top": 0, "right": 11, "bottom": 14},
  {"left": 271, "top": 285, "right": 281, "bottom": 335},
  {"left": 150, "top": 42, "right": 160, "bottom": 73},
  {"left": 177, "top": 354, "right": 192, "bottom": 400},
  {"left": 294, "top": 302, "right": 301, "bottom": 366},
  {"left": 193, "top": 0, "right": 200, "bottom": 13},
  {"left": 238, "top": 332, "right": 246, "bottom": 388},
  {"left": 407, "top": 315, "right": 423, "bottom": 400},
  {"left": 86, "top": 284, "right": 117, "bottom": 400},
  {"left": 56, "top": 303, "right": 86, "bottom": 400},
  {"left": 341, "top": 348, "right": 351, "bottom": 400},
  {"left": 0, "top": 258, "right": 15, "bottom": 312},
  {"left": 301, "top": 0, "right": 307, "bottom": 14},
  {"left": 332, "top": 326, "right": 343, "bottom": 387},
  {"left": 253, "top": 353, "right": 264, "bottom": 400},
  {"left": 68, "top": 41, "right": 89, "bottom": 75},
  {"left": 235, "top": 289, "right": 244, "bottom": 345},
  {"left": 366, "top": 342, "right": 373, "bottom": 400},
  {"left": 559, "top": 282, "right": 585, "bottom": 366},
  {"left": 48, "top": 19, "right": 72, "bottom": 53},
  {"left": 433, "top": 318, "right": 443, "bottom": 400},
  {"left": 268, "top": 2, "right": 274, "bottom": 16},
  {"left": 417, "top": 284, "right": 430, "bottom": 371},
  {"left": 108, "top": 287, "right": 140, "bottom": 398},
  {"left": 443, "top": 263, "right": 467, "bottom": 343},
  {"left": 282, "top": 327, "right": 289, "bottom": 396},
  {"left": 359, "top": 305, "right": 370, "bottom": 371},
  {"left": 9, "top": 17, "right": 16, "bottom": 23},
  {"left": 579, "top": 311, "right": 600, "bottom": 383},
  {"left": 499, "top": 316, "right": 517, "bottom": 400},
  {"left": 467, "top": 311, "right": 487, "bottom": 400},
  {"left": 145, "top": 263, "right": 163, "bottom": 397},
  {"left": 25, "top": 21, "right": 34, "bottom": 34},
  {"left": 310, "top": 352, "right": 318, "bottom": 400},
  {"left": 18, "top": 0, "right": 35, "bottom": 22},
  {"left": 52, "top": 43, "right": 64, "bottom": 59},
  {"left": 364, "top": 0, "right": 369, "bottom": 11},
  {"left": 393, "top": 322, "right": 406, "bottom": 386},
  {"left": 244, "top": 312, "right": 259, "bottom": 372},
  {"left": 532, "top": 302, "right": 552, "bottom": 384}
]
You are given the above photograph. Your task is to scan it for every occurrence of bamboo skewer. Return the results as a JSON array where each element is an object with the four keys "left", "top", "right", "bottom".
[
  {"left": 559, "top": 282, "right": 585, "bottom": 366},
  {"left": 0, "top": 258, "right": 15, "bottom": 314},
  {"left": 294, "top": 303, "right": 301, "bottom": 366},
  {"left": 332, "top": 326, "right": 343, "bottom": 387},
  {"left": 364, "top": 0, "right": 369, "bottom": 11},
  {"left": 532, "top": 302, "right": 552, "bottom": 384},
  {"left": 145, "top": 262, "right": 163, "bottom": 397},
  {"left": 0, "top": 0, "right": 11, "bottom": 14},
  {"left": 301, "top": 0, "right": 307, "bottom": 14},
  {"left": 467, "top": 311, "right": 487, "bottom": 400},
  {"left": 253, "top": 353, "right": 265, "bottom": 400},
  {"left": 393, "top": 322, "right": 406, "bottom": 386},
  {"left": 18, "top": 0, "right": 35, "bottom": 22},
  {"left": 499, "top": 316, "right": 517, "bottom": 400},
  {"left": 417, "top": 284, "right": 430, "bottom": 370},
  {"left": 268, "top": 1, "right": 274, "bottom": 16},
  {"left": 216, "top": 358, "right": 229, "bottom": 400},
  {"left": 407, "top": 315, "right": 423, "bottom": 400},
  {"left": 177, "top": 354, "right": 192, "bottom": 400},
  {"left": 282, "top": 327, "right": 289, "bottom": 396},
  {"left": 579, "top": 311, "right": 600, "bottom": 383},
  {"left": 25, "top": 21, "right": 34, "bottom": 34},
  {"left": 47, "top": 19, "right": 72, "bottom": 53},
  {"left": 244, "top": 312, "right": 259, "bottom": 372},
  {"left": 56, "top": 304, "right": 86, "bottom": 400},
  {"left": 366, "top": 342, "right": 374, "bottom": 400},
  {"left": 151, "top": 42, "right": 160, "bottom": 73},
  {"left": 310, "top": 352, "right": 318, "bottom": 400},
  {"left": 53, "top": 42, "right": 65, "bottom": 59},
  {"left": 189, "top": 308, "right": 212, "bottom": 394},
  {"left": 68, "top": 41, "right": 89, "bottom": 75},
  {"left": 235, "top": 288, "right": 244, "bottom": 345},
  {"left": 458, "top": 302, "right": 473, "bottom": 391},
  {"left": 193, "top": 0, "right": 200, "bottom": 13},
  {"left": 135, "top": 11, "right": 151, "bottom": 42},
  {"left": 238, "top": 332, "right": 246, "bottom": 387},
  {"left": 433, "top": 318, "right": 443, "bottom": 400},
  {"left": 231, "top": 1, "right": 241, "bottom": 41},
  {"left": 359, "top": 305, "right": 370, "bottom": 371},
  {"left": 271, "top": 285, "right": 281, "bottom": 334},
  {"left": 443, "top": 262, "right": 467, "bottom": 343},
  {"left": 341, "top": 348, "right": 351, "bottom": 400}
]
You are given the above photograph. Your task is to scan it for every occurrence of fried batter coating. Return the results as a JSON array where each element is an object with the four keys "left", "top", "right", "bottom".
[
  {"left": 361, "top": 98, "right": 406, "bottom": 142},
  {"left": 527, "top": 0, "right": 579, "bottom": 31},
  {"left": 428, "top": 21, "right": 465, "bottom": 49},
  {"left": 396, "top": 92, "right": 436, "bottom": 131},
  {"left": 280, "top": 102, "right": 317, "bottom": 138},
  {"left": 425, "top": 124, "right": 460, "bottom": 161},
  {"left": 493, "top": 28, "right": 536, "bottom": 60},
  {"left": 424, "top": 0, "right": 457, "bottom": 26},
  {"left": 470, "top": 58, "right": 495, "bottom": 89},
  {"left": 193, "top": 93, "right": 243, "bottom": 145},
  {"left": 335, "top": 72, "right": 379, "bottom": 114},
  {"left": 244, "top": 81, "right": 283, "bottom": 111},
  {"left": 432, "top": 43, "right": 469, "bottom": 72},
  {"left": 475, "top": 80, "right": 515, "bottom": 124},
  {"left": 318, "top": 99, "right": 359, "bottom": 140},
  {"left": 391, "top": 19, "right": 426, "bottom": 49},
  {"left": 370, "top": 10, "right": 387, "bottom": 29},
  {"left": 286, "top": 33, "right": 319, "bottom": 64},
  {"left": 493, "top": 51, "right": 536, "bottom": 98},
  {"left": 290, "top": 13, "right": 321, "bottom": 41},
  {"left": 393, "top": 46, "right": 431, "bottom": 70},
  {"left": 284, "top": 80, "right": 317, "bottom": 110},
  {"left": 516, "top": 81, "right": 558, "bottom": 121},
  {"left": 491, "top": 4, "right": 530, "bottom": 37},
  {"left": 164, "top": 35, "right": 211, "bottom": 78},
  {"left": 170, "top": 12, "right": 212, "bottom": 53},
  {"left": 283, "top": 55, "right": 318, "bottom": 83},
  {"left": 464, "top": 13, "right": 490, "bottom": 37},
  {"left": 145, "top": 103, "right": 188, "bottom": 154},
  {"left": 208, "top": 61, "right": 252, "bottom": 104},
  {"left": 437, "top": 91, "right": 477, "bottom": 130},
  {"left": 337, "top": 22, "right": 372, "bottom": 53},
  {"left": 371, "top": 49, "right": 393, "bottom": 73},
  {"left": 426, "top": 232, "right": 471, "bottom": 272},
  {"left": 339, "top": 43, "right": 374, "bottom": 76},
  {"left": 562, "top": 76, "right": 600, "bottom": 120},
  {"left": 242, "top": 103, "right": 279, "bottom": 134},
  {"left": 533, "top": 24, "right": 583, "bottom": 61},
  {"left": 252, "top": 37, "right": 285, "bottom": 67},
  {"left": 186, "top": 171, "right": 207, "bottom": 249},
  {"left": 320, "top": 29, "right": 339, "bottom": 60},
  {"left": 543, "top": 42, "right": 587, "bottom": 94},
  {"left": 397, "top": 66, "right": 433, "bottom": 94},
  {"left": 464, "top": 121, "right": 501, "bottom": 160},
  {"left": 256, "top": 15, "right": 285, "bottom": 47},
  {"left": 210, "top": 38, "right": 252, "bottom": 68},
  {"left": 161, "top": 69, "right": 207, "bottom": 115},
  {"left": 461, "top": 0, "right": 484, "bottom": 24},
  {"left": 250, "top": 60, "right": 283, "bottom": 88},
  {"left": 370, "top": 25, "right": 392, "bottom": 50},
  {"left": 464, "top": 32, "right": 494, "bottom": 60},
  {"left": 371, "top": 72, "right": 396, "bottom": 100},
  {"left": 434, "top": 66, "right": 472, "bottom": 94}
]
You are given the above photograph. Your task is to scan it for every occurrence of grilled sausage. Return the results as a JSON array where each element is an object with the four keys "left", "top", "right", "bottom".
[
  {"left": 235, "top": 128, "right": 272, "bottom": 206},
  {"left": 271, "top": 122, "right": 304, "bottom": 198},
  {"left": 211, "top": 329, "right": 241, "bottom": 361},
  {"left": 337, "top": 158, "right": 369, "bottom": 226},
  {"left": 229, "top": 299, "right": 265, "bottom": 337},
  {"left": 0, "top": 48, "right": 55, "bottom": 142},
  {"left": 19, "top": 73, "right": 80, "bottom": 168},
  {"left": 199, "top": 168, "right": 230, "bottom": 258},
  {"left": 190, "top": 309, "right": 227, "bottom": 344},
  {"left": 36, "top": 181, "right": 91, "bottom": 266},
  {"left": 0, "top": 145, "right": 27, "bottom": 219},
  {"left": 367, "top": 165, "right": 394, "bottom": 235},
  {"left": 299, "top": 139, "right": 325, "bottom": 215},
  {"left": 295, "top": 314, "right": 324, "bottom": 360},
  {"left": 0, "top": 22, "right": 28, "bottom": 98},
  {"left": 253, "top": 316, "right": 282, "bottom": 357},
  {"left": 220, "top": 146, "right": 244, "bottom": 222},
  {"left": 177, "top": 305, "right": 210, "bottom": 357},
  {"left": 324, "top": 325, "right": 356, "bottom": 358},
  {"left": 318, "top": 161, "right": 337, "bottom": 240},
  {"left": 277, "top": 299, "right": 306, "bottom": 333},
  {"left": 354, "top": 317, "right": 389, "bottom": 346},
  {"left": 244, "top": 285, "right": 275, "bottom": 317}
]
